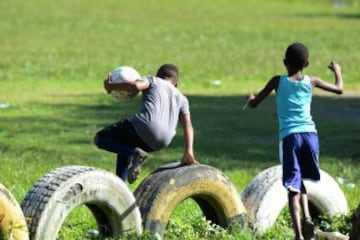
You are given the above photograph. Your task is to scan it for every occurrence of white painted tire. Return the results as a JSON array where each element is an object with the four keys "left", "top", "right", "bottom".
[
  {"left": 241, "top": 165, "right": 348, "bottom": 233},
  {"left": 21, "top": 165, "right": 142, "bottom": 240},
  {"left": 134, "top": 162, "right": 247, "bottom": 239},
  {"left": 0, "top": 183, "right": 29, "bottom": 240}
]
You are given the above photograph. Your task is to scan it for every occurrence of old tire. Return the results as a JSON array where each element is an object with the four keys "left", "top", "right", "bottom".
[
  {"left": 21, "top": 165, "right": 142, "bottom": 240},
  {"left": 134, "top": 162, "right": 247, "bottom": 239},
  {"left": 241, "top": 165, "right": 348, "bottom": 233},
  {"left": 0, "top": 183, "right": 29, "bottom": 240}
]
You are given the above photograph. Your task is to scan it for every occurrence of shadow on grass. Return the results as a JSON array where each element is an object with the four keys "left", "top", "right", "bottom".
[
  {"left": 289, "top": 13, "right": 360, "bottom": 20},
  {"left": 188, "top": 94, "right": 360, "bottom": 170},
  {"left": 2, "top": 93, "right": 359, "bottom": 173}
]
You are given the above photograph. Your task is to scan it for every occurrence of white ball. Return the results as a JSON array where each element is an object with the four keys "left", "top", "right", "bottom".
[
  {"left": 109, "top": 66, "right": 141, "bottom": 83},
  {"left": 108, "top": 66, "right": 141, "bottom": 100}
]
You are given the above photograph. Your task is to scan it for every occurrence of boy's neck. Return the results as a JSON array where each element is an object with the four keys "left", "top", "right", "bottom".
[{"left": 287, "top": 69, "right": 304, "bottom": 81}]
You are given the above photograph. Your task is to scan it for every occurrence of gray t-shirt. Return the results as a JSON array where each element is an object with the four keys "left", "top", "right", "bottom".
[{"left": 131, "top": 76, "right": 190, "bottom": 150}]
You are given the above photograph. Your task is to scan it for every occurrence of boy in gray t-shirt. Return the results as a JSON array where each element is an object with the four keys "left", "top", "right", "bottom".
[{"left": 94, "top": 64, "right": 198, "bottom": 183}]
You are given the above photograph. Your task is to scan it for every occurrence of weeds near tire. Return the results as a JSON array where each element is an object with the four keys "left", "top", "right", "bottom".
[{"left": 316, "top": 213, "right": 352, "bottom": 234}]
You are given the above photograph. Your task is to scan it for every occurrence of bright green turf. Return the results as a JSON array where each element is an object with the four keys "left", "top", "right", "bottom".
[{"left": 0, "top": 0, "right": 359, "bottom": 239}]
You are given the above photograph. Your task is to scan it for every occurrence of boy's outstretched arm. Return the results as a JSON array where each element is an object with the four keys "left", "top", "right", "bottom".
[
  {"left": 246, "top": 76, "right": 280, "bottom": 108},
  {"left": 179, "top": 113, "right": 198, "bottom": 166},
  {"left": 103, "top": 75, "right": 149, "bottom": 93},
  {"left": 311, "top": 61, "right": 343, "bottom": 94}
]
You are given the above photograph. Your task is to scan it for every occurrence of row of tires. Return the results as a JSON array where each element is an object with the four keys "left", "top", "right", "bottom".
[{"left": 0, "top": 163, "right": 350, "bottom": 239}]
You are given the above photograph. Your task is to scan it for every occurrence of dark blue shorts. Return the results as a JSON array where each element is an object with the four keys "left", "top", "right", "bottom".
[{"left": 279, "top": 132, "right": 320, "bottom": 192}]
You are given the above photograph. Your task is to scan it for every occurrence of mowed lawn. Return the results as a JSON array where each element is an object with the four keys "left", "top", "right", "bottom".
[{"left": 0, "top": 0, "right": 359, "bottom": 238}]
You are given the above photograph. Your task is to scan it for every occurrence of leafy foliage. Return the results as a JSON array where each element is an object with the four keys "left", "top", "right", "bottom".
[{"left": 316, "top": 213, "right": 352, "bottom": 234}]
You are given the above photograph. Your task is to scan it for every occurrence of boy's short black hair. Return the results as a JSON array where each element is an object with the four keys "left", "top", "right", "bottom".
[
  {"left": 156, "top": 64, "right": 179, "bottom": 81},
  {"left": 285, "top": 42, "right": 309, "bottom": 69}
]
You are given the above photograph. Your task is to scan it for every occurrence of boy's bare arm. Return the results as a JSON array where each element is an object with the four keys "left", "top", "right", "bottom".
[
  {"left": 179, "top": 113, "right": 198, "bottom": 165},
  {"left": 103, "top": 76, "right": 149, "bottom": 93},
  {"left": 311, "top": 61, "right": 343, "bottom": 94},
  {"left": 247, "top": 76, "right": 280, "bottom": 108}
]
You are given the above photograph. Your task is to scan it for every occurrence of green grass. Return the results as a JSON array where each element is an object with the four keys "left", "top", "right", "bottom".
[{"left": 0, "top": 0, "right": 359, "bottom": 239}]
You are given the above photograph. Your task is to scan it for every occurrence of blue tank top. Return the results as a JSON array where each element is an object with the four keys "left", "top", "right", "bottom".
[{"left": 276, "top": 75, "right": 317, "bottom": 139}]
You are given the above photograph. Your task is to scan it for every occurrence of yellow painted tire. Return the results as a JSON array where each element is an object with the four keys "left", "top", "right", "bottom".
[
  {"left": 134, "top": 162, "right": 247, "bottom": 239},
  {"left": 0, "top": 183, "right": 29, "bottom": 240}
]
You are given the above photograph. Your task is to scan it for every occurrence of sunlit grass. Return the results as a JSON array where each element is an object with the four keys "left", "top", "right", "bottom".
[{"left": 0, "top": 0, "right": 359, "bottom": 239}]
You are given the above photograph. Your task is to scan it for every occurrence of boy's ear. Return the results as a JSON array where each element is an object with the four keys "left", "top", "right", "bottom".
[
  {"left": 171, "top": 78, "right": 178, "bottom": 87},
  {"left": 304, "top": 60, "right": 309, "bottom": 68}
]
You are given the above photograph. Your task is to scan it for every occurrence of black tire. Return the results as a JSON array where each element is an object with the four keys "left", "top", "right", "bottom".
[
  {"left": 241, "top": 165, "right": 348, "bottom": 233},
  {"left": 0, "top": 183, "right": 29, "bottom": 240},
  {"left": 134, "top": 162, "right": 247, "bottom": 239},
  {"left": 21, "top": 165, "right": 142, "bottom": 240}
]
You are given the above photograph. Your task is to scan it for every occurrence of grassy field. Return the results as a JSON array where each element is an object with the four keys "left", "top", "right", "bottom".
[{"left": 0, "top": 0, "right": 359, "bottom": 239}]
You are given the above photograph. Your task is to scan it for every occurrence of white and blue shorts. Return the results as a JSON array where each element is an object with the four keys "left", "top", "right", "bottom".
[{"left": 279, "top": 132, "right": 320, "bottom": 193}]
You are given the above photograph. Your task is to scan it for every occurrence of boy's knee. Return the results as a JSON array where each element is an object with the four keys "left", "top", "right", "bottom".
[{"left": 288, "top": 189, "right": 300, "bottom": 198}]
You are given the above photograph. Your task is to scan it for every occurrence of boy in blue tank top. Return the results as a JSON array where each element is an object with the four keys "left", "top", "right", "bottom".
[{"left": 246, "top": 42, "right": 343, "bottom": 240}]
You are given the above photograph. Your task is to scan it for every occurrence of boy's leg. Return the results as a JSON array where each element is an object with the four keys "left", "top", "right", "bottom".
[
  {"left": 94, "top": 119, "right": 151, "bottom": 183},
  {"left": 300, "top": 183, "right": 311, "bottom": 220},
  {"left": 116, "top": 154, "right": 129, "bottom": 181},
  {"left": 300, "top": 183, "right": 314, "bottom": 240},
  {"left": 96, "top": 136, "right": 149, "bottom": 183},
  {"left": 299, "top": 132, "right": 320, "bottom": 181},
  {"left": 115, "top": 149, "right": 148, "bottom": 183},
  {"left": 280, "top": 134, "right": 305, "bottom": 239},
  {"left": 298, "top": 133, "right": 318, "bottom": 240},
  {"left": 127, "top": 148, "right": 148, "bottom": 184},
  {"left": 95, "top": 134, "right": 133, "bottom": 155},
  {"left": 288, "top": 191, "right": 304, "bottom": 240},
  {"left": 95, "top": 130, "right": 133, "bottom": 181}
]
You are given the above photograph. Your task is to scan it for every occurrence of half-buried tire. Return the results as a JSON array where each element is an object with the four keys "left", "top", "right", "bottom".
[
  {"left": 134, "top": 162, "right": 247, "bottom": 239},
  {"left": 21, "top": 165, "right": 142, "bottom": 240},
  {"left": 0, "top": 182, "right": 29, "bottom": 240},
  {"left": 241, "top": 165, "right": 348, "bottom": 233}
]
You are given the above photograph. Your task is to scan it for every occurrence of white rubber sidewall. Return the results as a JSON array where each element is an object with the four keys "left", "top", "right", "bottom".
[
  {"left": 241, "top": 165, "right": 348, "bottom": 233},
  {"left": 34, "top": 169, "right": 142, "bottom": 240}
]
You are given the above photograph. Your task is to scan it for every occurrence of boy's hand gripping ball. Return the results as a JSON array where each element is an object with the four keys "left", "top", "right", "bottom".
[{"left": 109, "top": 66, "right": 141, "bottom": 100}]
